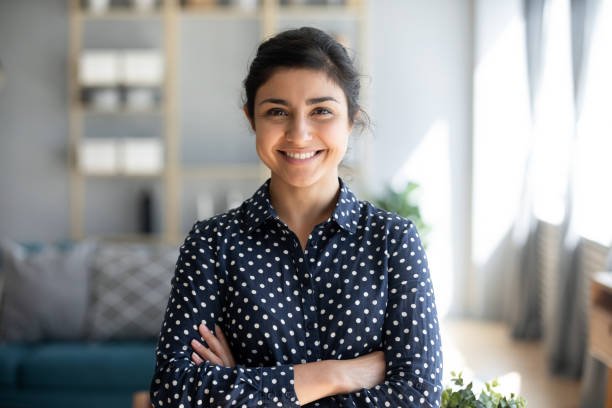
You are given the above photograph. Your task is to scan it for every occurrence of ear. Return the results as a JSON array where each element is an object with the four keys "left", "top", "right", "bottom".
[{"left": 243, "top": 105, "right": 255, "bottom": 131}]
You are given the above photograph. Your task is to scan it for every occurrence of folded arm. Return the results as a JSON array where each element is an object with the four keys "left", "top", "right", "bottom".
[
  {"left": 190, "top": 321, "right": 386, "bottom": 405},
  {"left": 330, "top": 221, "right": 443, "bottom": 407},
  {"left": 150, "top": 223, "right": 300, "bottom": 407}
]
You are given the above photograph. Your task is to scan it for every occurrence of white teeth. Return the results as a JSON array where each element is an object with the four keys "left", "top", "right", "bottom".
[{"left": 285, "top": 151, "right": 317, "bottom": 160}]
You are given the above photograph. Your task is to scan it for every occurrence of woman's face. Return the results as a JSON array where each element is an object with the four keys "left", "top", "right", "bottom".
[{"left": 248, "top": 68, "right": 353, "bottom": 190}]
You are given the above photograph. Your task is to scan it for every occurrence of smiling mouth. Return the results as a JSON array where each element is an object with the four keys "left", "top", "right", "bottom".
[{"left": 280, "top": 150, "right": 324, "bottom": 160}]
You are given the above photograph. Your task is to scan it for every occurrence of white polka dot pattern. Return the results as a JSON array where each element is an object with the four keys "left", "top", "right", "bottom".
[{"left": 150, "top": 178, "right": 442, "bottom": 407}]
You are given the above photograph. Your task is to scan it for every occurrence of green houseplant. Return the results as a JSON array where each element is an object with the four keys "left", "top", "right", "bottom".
[
  {"left": 442, "top": 372, "right": 527, "bottom": 408},
  {"left": 372, "top": 181, "right": 430, "bottom": 245}
]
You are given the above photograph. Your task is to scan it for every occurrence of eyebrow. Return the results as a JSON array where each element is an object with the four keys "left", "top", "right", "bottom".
[{"left": 258, "top": 96, "right": 340, "bottom": 106}]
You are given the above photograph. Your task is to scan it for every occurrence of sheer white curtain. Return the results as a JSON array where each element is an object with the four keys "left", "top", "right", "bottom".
[
  {"left": 572, "top": 0, "right": 612, "bottom": 247},
  {"left": 531, "top": 0, "right": 574, "bottom": 228},
  {"left": 537, "top": 0, "right": 583, "bottom": 377},
  {"left": 510, "top": 0, "right": 573, "bottom": 339}
]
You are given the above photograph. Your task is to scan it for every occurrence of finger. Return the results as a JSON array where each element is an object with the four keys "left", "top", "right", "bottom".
[
  {"left": 214, "top": 324, "right": 236, "bottom": 366},
  {"left": 190, "top": 339, "right": 224, "bottom": 366},
  {"left": 191, "top": 339, "right": 223, "bottom": 366},
  {"left": 214, "top": 324, "right": 230, "bottom": 348},
  {"left": 198, "top": 324, "right": 230, "bottom": 367},
  {"left": 191, "top": 352, "right": 204, "bottom": 365}
]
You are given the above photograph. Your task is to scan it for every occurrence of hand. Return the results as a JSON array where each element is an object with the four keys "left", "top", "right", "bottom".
[
  {"left": 337, "top": 351, "right": 386, "bottom": 393},
  {"left": 190, "top": 323, "right": 236, "bottom": 368}
]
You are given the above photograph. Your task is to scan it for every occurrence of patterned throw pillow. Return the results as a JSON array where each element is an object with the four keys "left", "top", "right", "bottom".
[{"left": 85, "top": 243, "right": 178, "bottom": 341}]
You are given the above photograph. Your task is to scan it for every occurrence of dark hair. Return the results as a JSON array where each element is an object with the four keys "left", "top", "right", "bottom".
[{"left": 243, "top": 26, "right": 366, "bottom": 128}]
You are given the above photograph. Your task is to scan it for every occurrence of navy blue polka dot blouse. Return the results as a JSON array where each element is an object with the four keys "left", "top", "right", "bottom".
[{"left": 150, "top": 178, "right": 442, "bottom": 407}]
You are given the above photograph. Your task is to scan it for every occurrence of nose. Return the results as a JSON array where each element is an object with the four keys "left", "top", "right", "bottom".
[{"left": 285, "top": 114, "right": 312, "bottom": 143}]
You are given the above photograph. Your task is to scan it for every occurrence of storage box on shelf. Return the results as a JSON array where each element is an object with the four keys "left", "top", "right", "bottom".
[
  {"left": 83, "top": 0, "right": 161, "bottom": 15},
  {"left": 79, "top": 49, "right": 164, "bottom": 113}
]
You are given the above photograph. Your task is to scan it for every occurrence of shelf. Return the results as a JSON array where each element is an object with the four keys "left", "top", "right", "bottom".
[
  {"left": 80, "top": 107, "right": 164, "bottom": 116},
  {"left": 181, "top": 164, "right": 266, "bottom": 180},
  {"left": 180, "top": 5, "right": 260, "bottom": 19},
  {"left": 93, "top": 233, "right": 171, "bottom": 244},
  {"left": 594, "top": 271, "right": 612, "bottom": 292},
  {"left": 78, "top": 83, "right": 164, "bottom": 88},
  {"left": 278, "top": 4, "right": 360, "bottom": 19},
  {"left": 78, "top": 7, "right": 163, "bottom": 21},
  {"left": 80, "top": 171, "right": 165, "bottom": 178}
]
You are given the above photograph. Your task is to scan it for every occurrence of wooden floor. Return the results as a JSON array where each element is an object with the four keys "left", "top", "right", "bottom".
[{"left": 441, "top": 319, "right": 582, "bottom": 408}]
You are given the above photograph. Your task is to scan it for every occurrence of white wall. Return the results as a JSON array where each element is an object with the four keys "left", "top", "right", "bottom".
[
  {"left": 367, "top": 0, "right": 474, "bottom": 317},
  {"left": 471, "top": 0, "right": 531, "bottom": 319},
  {"left": 0, "top": 0, "right": 70, "bottom": 242}
]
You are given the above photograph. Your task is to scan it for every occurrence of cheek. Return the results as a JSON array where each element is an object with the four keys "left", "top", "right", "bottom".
[
  {"left": 254, "top": 119, "right": 279, "bottom": 138},
  {"left": 321, "top": 121, "right": 351, "bottom": 148},
  {"left": 254, "top": 134, "right": 266, "bottom": 154},
  {"left": 254, "top": 131, "right": 276, "bottom": 159}
]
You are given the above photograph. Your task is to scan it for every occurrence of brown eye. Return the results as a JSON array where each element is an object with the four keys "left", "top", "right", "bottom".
[
  {"left": 313, "top": 107, "right": 332, "bottom": 116},
  {"left": 267, "top": 108, "right": 287, "bottom": 117}
]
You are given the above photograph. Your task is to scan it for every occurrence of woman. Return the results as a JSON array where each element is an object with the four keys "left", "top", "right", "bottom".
[{"left": 150, "top": 27, "right": 442, "bottom": 407}]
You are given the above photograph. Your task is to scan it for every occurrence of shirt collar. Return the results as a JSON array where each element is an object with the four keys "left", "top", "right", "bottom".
[{"left": 241, "top": 178, "right": 360, "bottom": 234}]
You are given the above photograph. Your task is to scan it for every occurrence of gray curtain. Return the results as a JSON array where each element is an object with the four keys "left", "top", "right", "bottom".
[
  {"left": 548, "top": 0, "right": 600, "bottom": 378},
  {"left": 510, "top": 0, "right": 546, "bottom": 340}
]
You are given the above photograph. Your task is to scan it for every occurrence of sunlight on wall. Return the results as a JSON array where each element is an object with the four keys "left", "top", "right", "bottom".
[
  {"left": 473, "top": 16, "right": 530, "bottom": 265},
  {"left": 573, "top": 0, "right": 612, "bottom": 245},
  {"left": 392, "top": 119, "right": 452, "bottom": 318}
]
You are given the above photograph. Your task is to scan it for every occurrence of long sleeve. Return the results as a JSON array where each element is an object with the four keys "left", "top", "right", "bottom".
[
  {"left": 149, "top": 221, "right": 300, "bottom": 408},
  {"left": 333, "top": 220, "right": 443, "bottom": 407}
]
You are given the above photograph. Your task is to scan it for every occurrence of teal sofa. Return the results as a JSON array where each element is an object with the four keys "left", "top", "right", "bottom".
[
  {"left": 0, "top": 240, "right": 176, "bottom": 408},
  {"left": 0, "top": 340, "right": 155, "bottom": 408}
]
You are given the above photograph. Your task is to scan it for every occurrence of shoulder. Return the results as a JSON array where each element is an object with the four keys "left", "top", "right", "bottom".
[
  {"left": 354, "top": 200, "right": 425, "bottom": 262},
  {"left": 356, "top": 199, "right": 418, "bottom": 234},
  {"left": 182, "top": 206, "right": 244, "bottom": 251}
]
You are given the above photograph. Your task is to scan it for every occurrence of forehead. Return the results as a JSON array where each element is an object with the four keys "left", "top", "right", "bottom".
[{"left": 256, "top": 68, "right": 346, "bottom": 102}]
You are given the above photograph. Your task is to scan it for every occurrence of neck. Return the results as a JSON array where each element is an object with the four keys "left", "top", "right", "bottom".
[{"left": 269, "top": 176, "right": 340, "bottom": 228}]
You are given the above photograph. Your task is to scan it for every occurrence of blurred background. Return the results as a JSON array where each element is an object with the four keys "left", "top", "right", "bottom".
[{"left": 0, "top": 0, "right": 611, "bottom": 407}]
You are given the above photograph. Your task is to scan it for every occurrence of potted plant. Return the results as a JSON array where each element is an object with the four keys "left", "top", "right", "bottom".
[
  {"left": 442, "top": 372, "right": 527, "bottom": 408},
  {"left": 372, "top": 181, "right": 430, "bottom": 246}
]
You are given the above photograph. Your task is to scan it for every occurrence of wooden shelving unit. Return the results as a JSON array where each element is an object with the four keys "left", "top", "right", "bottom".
[
  {"left": 589, "top": 272, "right": 612, "bottom": 408},
  {"left": 69, "top": 0, "right": 171, "bottom": 243},
  {"left": 68, "top": 0, "right": 369, "bottom": 245}
]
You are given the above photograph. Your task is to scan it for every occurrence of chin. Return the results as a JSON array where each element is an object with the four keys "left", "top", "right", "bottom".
[
  {"left": 279, "top": 177, "right": 318, "bottom": 189},
  {"left": 275, "top": 171, "right": 338, "bottom": 189}
]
